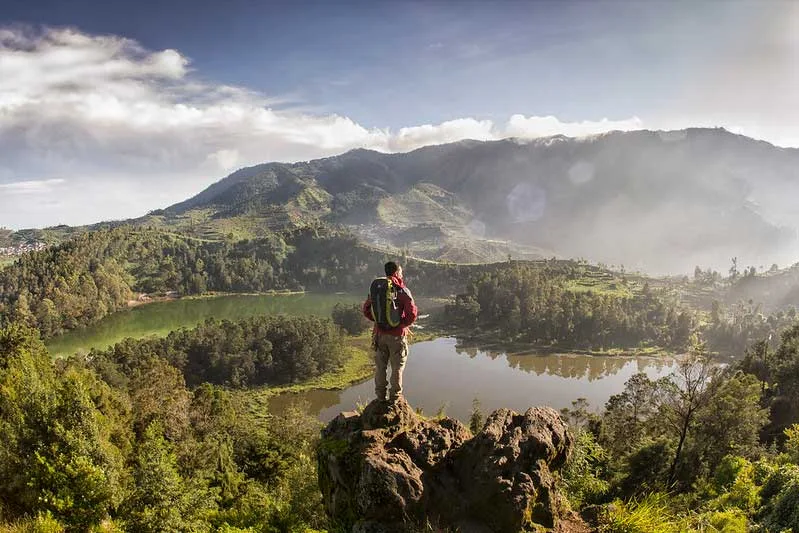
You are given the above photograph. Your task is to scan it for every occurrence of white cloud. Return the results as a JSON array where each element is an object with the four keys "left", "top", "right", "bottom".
[
  {"left": 389, "top": 118, "right": 495, "bottom": 151},
  {"left": 505, "top": 115, "right": 644, "bottom": 138},
  {"left": 0, "top": 26, "right": 650, "bottom": 229},
  {"left": 0, "top": 178, "right": 66, "bottom": 194}
]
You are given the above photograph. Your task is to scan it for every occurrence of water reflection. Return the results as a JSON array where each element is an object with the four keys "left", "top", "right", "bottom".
[
  {"left": 269, "top": 337, "right": 676, "bottom": 423},
  {"left": 454, "top": 341, "right": 673, "bottom": 381}
]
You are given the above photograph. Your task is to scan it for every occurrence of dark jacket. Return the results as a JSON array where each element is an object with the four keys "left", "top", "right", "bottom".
[{"left": 362, "top": 275, "right": 418, "bottom": 337}]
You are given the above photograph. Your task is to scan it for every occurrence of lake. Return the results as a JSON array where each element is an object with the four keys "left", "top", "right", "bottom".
[
  {"left": 46, "top": 292, "right": 362, "bottom": 357},
  {"left": 268, "top": 337, "right": 676, "bottom": 423},
  {"left": 46, "top": 293, "right": 677, "bottom": 424}
]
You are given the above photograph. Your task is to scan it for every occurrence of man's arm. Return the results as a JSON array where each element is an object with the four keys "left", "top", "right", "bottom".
[
  {"left": 399, "top": 290, "right": 418, "bottom": 328},
  {"left": 362, "top": 297, "right": 374, "bottom": 322}
]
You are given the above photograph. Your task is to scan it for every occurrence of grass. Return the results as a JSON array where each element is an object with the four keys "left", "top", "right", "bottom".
[
  {"left": 268, "top": 345, "right": 374, "bottom": 395},
  {"left": 565, "top": 276, "right": 634, "bottom": 298},
  {"left": 0, "top": 256, "right": 15, "bottom": 269}
]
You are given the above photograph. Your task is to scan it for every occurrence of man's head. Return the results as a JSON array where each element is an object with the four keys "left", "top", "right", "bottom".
[{"left": 385, "top": 261, "right": 403, "bottom": 280}]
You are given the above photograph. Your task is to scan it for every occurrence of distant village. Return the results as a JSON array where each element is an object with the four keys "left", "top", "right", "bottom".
[{"left": 0, "top": 241, "right": 47, "bottom": 256}]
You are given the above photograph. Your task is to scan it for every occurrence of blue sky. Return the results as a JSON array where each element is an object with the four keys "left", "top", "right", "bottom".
[
  {"left": 0, "top": 0, "right": 753, "bottom": 126},
  {"left": 0, "top": 0, "right": 797, "bottom": 227}
]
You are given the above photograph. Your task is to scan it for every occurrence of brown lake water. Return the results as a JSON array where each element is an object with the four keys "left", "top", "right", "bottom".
[{"left": 268, "top": 337, "right": 676, "bottom": 423}]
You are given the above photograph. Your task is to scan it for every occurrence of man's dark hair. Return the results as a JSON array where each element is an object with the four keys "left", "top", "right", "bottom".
[{"left": 385, "top": 261, "right": 399, "bottom": 276}]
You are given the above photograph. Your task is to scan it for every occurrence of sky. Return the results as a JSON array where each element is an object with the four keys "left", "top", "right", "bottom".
[{"left": 1, "top": 0, "right": 798, "bottom": 229}]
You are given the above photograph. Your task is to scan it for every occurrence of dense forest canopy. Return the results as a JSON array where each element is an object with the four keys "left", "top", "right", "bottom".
[
  {"left": 88, "top": 315, "right": 346, "bottom": 389},
  {"left": 557, "top": 323, "right": 799, "bottom": 532},
  {"left": 0, "top": 323, "right": 327, "bottom": 532}
]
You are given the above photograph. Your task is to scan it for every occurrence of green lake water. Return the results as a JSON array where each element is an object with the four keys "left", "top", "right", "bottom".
[{"left": 46, "top": 292, "right": 362, "bottom": 357}]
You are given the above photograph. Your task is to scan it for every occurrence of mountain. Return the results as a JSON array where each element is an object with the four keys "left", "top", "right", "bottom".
[{"left": 158, "top": 128, "right": 799, "bottom": 274}]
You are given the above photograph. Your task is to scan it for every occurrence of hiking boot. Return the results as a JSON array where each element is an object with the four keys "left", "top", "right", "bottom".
[{"left": 388, "top": 393, "right": 404, "bottom": 404}]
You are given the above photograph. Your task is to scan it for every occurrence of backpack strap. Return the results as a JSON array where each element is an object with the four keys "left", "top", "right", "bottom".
[{"left": 384, "top": 278, "right": 401, "bottom": 328}]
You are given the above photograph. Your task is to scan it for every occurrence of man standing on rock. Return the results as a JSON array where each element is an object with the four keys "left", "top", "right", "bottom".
[{"left": 362, "top": 261, "right": 418, "bottom": 402}]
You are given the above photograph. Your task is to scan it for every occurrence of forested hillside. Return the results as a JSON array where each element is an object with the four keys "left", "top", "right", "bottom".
[{"left": 0, "top": 226, "right": 392, "bottom": 337}]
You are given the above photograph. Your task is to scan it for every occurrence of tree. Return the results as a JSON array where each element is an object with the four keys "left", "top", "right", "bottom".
[
  {"left": 691, "top": 372, "right": 767, "bottom": 473},
  {"left": 124, "top": 422, "right": 216, "bottom": 532},
  {"left": 729, "top": 257, "right": 739, "bottom": 281},
  {"left": 662, "top": 341, "right": 719, "bottom": 486},
  {"left": 601, "top": 374, "right": 660, "bottom": 456},
  {"left": 0, "top": 324, "right": 125, "bottom": 529}
]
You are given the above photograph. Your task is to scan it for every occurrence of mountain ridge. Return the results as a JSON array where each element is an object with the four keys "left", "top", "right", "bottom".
[
  {"left": 159, "top": 127, "right": 799, "bottom": 273},
  {"left": 7, "top": 128, "right": 799, "bottom": 274}
]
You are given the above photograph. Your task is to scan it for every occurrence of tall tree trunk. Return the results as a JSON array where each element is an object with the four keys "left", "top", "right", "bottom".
[{"left": 668, "top": 412, "right": 691, "bottom": 485}]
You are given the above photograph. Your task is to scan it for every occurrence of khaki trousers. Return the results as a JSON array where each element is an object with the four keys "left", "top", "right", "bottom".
[{"left": 374, "top": 332, "right": 408, "bottom": 400}]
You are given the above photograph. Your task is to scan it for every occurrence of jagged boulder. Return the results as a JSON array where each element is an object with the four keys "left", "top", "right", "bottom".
[{"left": 317, "top": 398, "right": 584, "bottom": 532}]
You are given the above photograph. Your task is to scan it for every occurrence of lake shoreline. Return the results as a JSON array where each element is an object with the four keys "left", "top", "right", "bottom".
[
  {"left": 430, "top": 325, "right": 673, "bottom": 358},
  {"left": 126, "top": 289, "right": 307, "bottom": 308}
]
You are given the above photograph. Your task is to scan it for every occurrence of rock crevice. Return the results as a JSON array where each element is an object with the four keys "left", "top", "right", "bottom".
[{"left": 318, "top": 398, "right": 584, "bottom": 532}]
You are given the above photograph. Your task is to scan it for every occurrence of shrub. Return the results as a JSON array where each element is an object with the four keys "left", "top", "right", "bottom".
[
  {"left": 706, "top": 456, "right": 760, "bottom": 514},
  {"left": 703, "top": 509, "right": 748, "bottom": 533},
  {"left": 759, "top": 464, "right": 799, "bottom": 532},
  {"left": 331, "top": 303, "right": 370, "bottom": 335},
  {"left": 618, "top": 439, "right": 673, "bottom": 498}
]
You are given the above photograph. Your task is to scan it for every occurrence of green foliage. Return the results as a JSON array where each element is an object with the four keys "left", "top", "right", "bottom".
[
  {"left": 758, "top": 464, "right": 799, "bottom": 532},
  {"left": 0, "top": 513, "right": 65, "bottom": 533},
  {"left": 562, "top": 430, "right": 610, "bottom": 509},
  {"left": 690, "top": 373, "right": 768, "bottom": 477},
  {"left": 784, "top": 424, "right": 799, "bottom": 463},
  {"left": 601, "top": 374, "right": 661, "bottom": 457},
  {"left": 447, "top": 263, "right": 694, "bottom": 350},
  {"left": 598, "top": 493, "right": 682, "bottom": 533},
  {"left": 701, "top": 509, "right": 748, "bottom": 533},
  {"left": 739, "top": 322, "right": 799, "bottom": 442},
  {"left": 703, "top": 456, "right": 761, "bottom": 514},
  {"left": 0, "top": 322, "right": 342, "bottom": 533},
  {"left": 88, "top": 315, "right": 346, "bottom": 389},
  {"left": 469, "top": 398, "right": 484, "bottom": 435},
  {"left": 331, "top": 303, "right": 369, "bottom": 335},
  {"left": 617, "top": 439, "right": 674, "bottom": 498},
  {"left": 0, "top": 324, "right": 125, "bottom": 530},
  {"left": 123, "top": 422, "right": 217, "bottom": 532},
  {"left": 704, "top": 300, "right": 797, "bottom": 358},
  {"left": 0, "top": 224, "right": 487, "bottom": 338}
]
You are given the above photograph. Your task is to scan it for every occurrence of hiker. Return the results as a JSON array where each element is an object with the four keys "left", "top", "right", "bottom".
[{"left": 362, "top": 261, "right": 418, "bottom": 402}]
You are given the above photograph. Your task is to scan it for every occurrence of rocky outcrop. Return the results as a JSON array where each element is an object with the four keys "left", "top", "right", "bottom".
[{"left": 317, "top": 398, "right": 585, "bottom": 532}]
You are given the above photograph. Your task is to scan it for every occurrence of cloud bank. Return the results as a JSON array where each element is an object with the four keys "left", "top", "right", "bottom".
[{"left": 0, "top": 26, "right": 646, "bottom": 228}]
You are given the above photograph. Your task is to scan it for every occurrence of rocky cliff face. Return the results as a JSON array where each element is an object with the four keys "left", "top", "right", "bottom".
[{"left": 317, "top": 398, "right": 586, "bottom": 532}]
